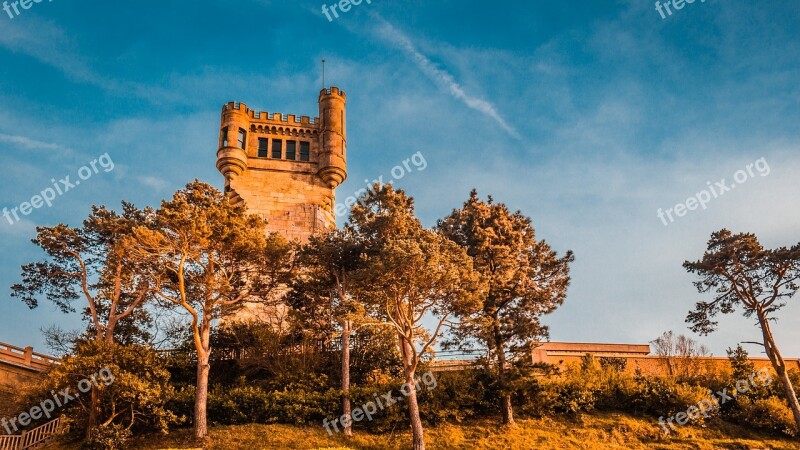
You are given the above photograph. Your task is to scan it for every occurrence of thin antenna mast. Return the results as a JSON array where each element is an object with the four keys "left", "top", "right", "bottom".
[{"left": 321, "top": 58, "right": 326, "bottom": 89}]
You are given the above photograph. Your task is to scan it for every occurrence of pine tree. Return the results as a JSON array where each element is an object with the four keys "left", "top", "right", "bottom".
[
  {"left": 437, "top": 190, "right": 574, "bottom": 426},
  {"left": 685, "top": 229, "right": 800, "bottom": 430},
  {"left": 12, "top": 203, "right": 157, "bottom": 437},
  {"left": 127, "top": 181, "right": 295, "bottom": 441},
  {"left": 288, "top": 229, "right": 366, "bottom": 438},
  {"left": 347, "top": 184, "right": 484, "bottom": 450}
]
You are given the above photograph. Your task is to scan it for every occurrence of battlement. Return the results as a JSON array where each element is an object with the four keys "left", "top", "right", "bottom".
[
  {"left": 320, "top": 86, "right": 346, "bottom": 99},
  {"left": 222, "top": 101, "right": 319, "bottom": 126}
]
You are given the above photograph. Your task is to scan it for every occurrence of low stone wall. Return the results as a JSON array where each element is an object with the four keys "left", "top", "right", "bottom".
[
  {"left": 0, "top": 343, "right": 57, "bottom": 416},
  {"left": 545, "top": 354, "right": 800, "bottom": 377},
  {"left": 0, "top": 361, "right": 45, "bottom": 417}
]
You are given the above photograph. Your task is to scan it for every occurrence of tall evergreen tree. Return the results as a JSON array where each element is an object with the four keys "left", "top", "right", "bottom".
[
  {"left": 128, "top": 181, "right": 295, "bottom": 441},
  {"left": 685, "top": 229, "right": 800, "bottom": 429},
  {"left": 287, "top": 229, "right": 366, "bottom": 438},
  {"left": 437, "top": 190, "right": 574, "bottom": 426},
  {"left": 347, "top": 184, "right": 484, "bottom": 450},
  {"left": 12, "top": 203, "right": 157, "bottom": 437}
]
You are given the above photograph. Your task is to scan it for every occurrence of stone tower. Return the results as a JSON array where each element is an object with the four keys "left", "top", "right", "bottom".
[
  {"left": 216, "top": 87, "right": 347, "bottom": 242},
  {"left": 215, "top": 87, "right": 347, "bottom": 324}
]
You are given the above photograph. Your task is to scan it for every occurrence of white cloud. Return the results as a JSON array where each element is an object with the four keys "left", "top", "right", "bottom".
[
  {"left": 0, "top": 18, "right": 175, "bottom": 102},
  {"left": 0, "top": 132, "right": 71, "bottom": 152},
  {"left": 370, "top": 16, "right": 521, "bottom": 140},
  {"left": 136, "top": 175, "right": 170, "bottom": 191},
  {"left": 0, "top": 18, "right": 109, "bottom": 87}
]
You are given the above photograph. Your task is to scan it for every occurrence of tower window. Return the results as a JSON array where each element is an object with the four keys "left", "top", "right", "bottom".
[
  {"left": 272, "top": 139, "right": 283, "bottom": 159},
  {"left": 300, "top": 141, "right": 310, "bottom": 161},
  {"left": 258, "top": 138, "right": 269, "bottom": 158},
  {"left": 238, "top": 128, "right": 247, "bottom": 149},
  {"left": 286, "top": 141, "right": 297, "bottom": 160},
  {"left": 221, "top": 127, "right": 229, "bottom": 147}
]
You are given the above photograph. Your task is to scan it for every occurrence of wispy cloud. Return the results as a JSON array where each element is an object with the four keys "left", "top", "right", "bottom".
[
  {"left": 371, "top": 16, "right": 521, "bottom": 140},
  {"left": 136, "top": 175, "right": 170, "bottom": 191},
  {"left": 0, "top": 18, "right": 112, "bottom": 88},
  {"left": 0, "top": 132, "right": 71, "bottom": 152},
  {"left": 0, "top": 18, "right": 175, "bottom": 103}
]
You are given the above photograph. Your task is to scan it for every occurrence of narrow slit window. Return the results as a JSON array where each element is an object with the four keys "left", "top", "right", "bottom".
[
  {"left": 272, "top": 139, "right": 283, "bottom": 159},
  {"left": 221, "top": 127, "right": 229, "bottom": 147},
  {"left": 238, "top": 128, "right": 247, "bottom": 149},
  {"left": 286, "top": 141, "right": 297, "bottom": 160},
  {"left": 258, "top": 138, "right": 269, "bottom": 158},
  {"left": 300, "top": 141, "right": 310, "bottom": 161}
]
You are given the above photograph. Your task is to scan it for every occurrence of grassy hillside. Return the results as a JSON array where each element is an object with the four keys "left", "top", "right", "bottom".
[{"left": 49, "top": 413, "right": 800, "bottom": 450}]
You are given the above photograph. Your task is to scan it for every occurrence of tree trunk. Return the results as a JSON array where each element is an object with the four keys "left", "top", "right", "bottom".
[
  {"left": 758, "top": 312, "right": 800, "bottom": 429},
  {"left": 85, "top": 331, "right": 114, "bottom": 439},
  {"left": 494, "top": 322, "right": 515, "bottom": 426},
  {"left": 665, "top": 357, "right": 675, "bottom": 377},
  {"left": 341, "top": 320, "right": 352, "bottom": 438},
  {"left": 194, "top": 354, "right": 210, "bottom": 441},
  {"left": 406, "top": 374, "right": 425, "bottom": 450},
  {"left": 85, "top": 387, "right": 99, "bottom": 440},
  {"left": 401, "top": 336, "right": 425, "bottom": 450},
  {"left": 194, "top": 322, "right": 212, "bottom": 442}
]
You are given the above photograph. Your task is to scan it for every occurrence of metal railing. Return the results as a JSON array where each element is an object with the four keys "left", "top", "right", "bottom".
[{"left": 0, "top": 435, "right": 20, "bottom": 450}]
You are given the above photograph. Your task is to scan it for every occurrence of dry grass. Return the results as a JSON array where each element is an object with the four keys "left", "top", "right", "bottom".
[{"left": 49, "top": 413, "right": 800, "bottom": 449}]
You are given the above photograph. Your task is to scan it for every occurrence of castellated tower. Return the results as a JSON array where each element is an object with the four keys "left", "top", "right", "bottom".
[
  {"left": 215, "top": 87, "right": 347, "bottom": 323},
  {"left": 216, "top": 87, "right": 347, "bottom": 243}
]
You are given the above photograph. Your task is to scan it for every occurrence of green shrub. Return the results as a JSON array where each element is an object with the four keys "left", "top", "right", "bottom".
[
  {"left": 551, "top": 376, "right": 597, "bottom": 414},
  {"left": 515, "top": 361, "right": 715, "bottom": 423},
  {"left": 418, "top": 370, "right": 492, "bottom": 425},
  {"left": 170, "top": 383, "right": 343, "bottom": 428},
  {"left": 599, "top": 357, "right": 627, "bottom": 372},
  {"left": 210, "top": 385, "right": 271, "bottom": 424},
  {"left": 165, "top": 385, "right": 195, "bottom": 423},
  {"left": 516, "top": 364, "right": 601, "bottom": 416},
  {"left": 734, "top": 396, "right": 798, "bottom": 437},
  {"left": 167, "top": 372, "right": 493, "bottom": 432},
  {"left": 166, "top": 360, "right": 800, "bottom": 434},
  {"left": 85, "top": 423, "right": 132, "bottom": 450},
  {"left": 20, "top": 342, "right": 178, "bottom": 439},
  {"left": 622, "top": 375, "right": 710, "bottom": 421},
  {"left": 266, "top": 386, "right": 339, "bottom": 425}
]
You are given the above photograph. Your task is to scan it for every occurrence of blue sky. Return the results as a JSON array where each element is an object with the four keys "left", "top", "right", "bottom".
[{"left": 1, "top": 0, "right": 799, "bottom": 357}]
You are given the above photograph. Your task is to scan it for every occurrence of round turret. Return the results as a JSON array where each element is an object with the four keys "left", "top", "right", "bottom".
[
  {"left": 317, "top": 87, "right": 347, "bottom": 188},
  {"left": 216, "top": 102, "right": 250, "bottom": 179}
]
